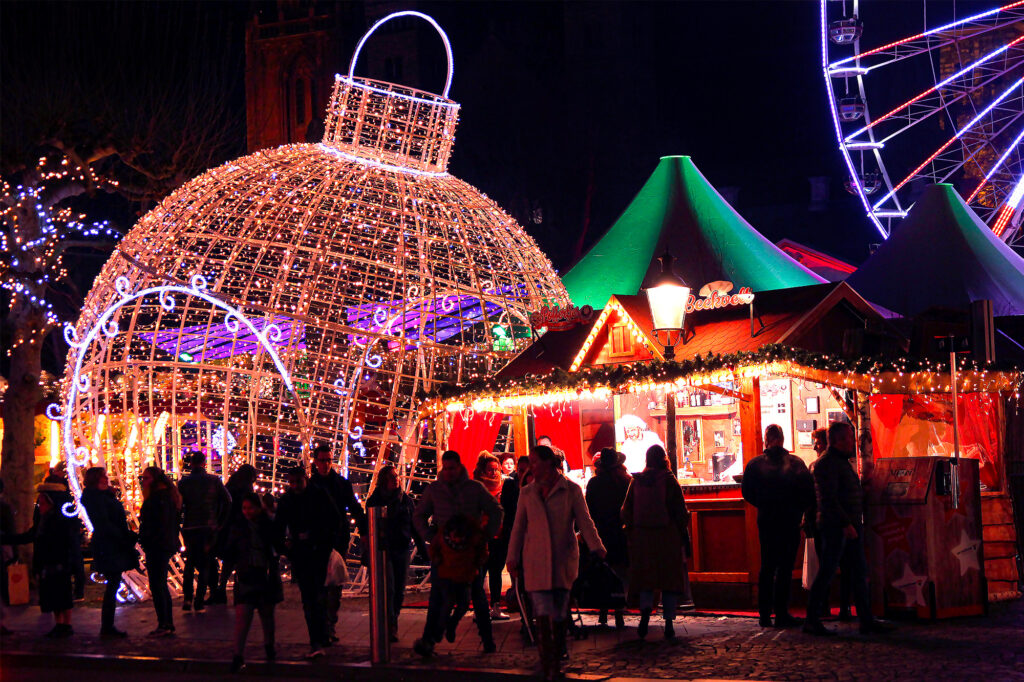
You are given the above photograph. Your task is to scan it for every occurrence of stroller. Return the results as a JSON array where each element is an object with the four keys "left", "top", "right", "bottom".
[{"left": 571, "top": 547, "right": 625, "bottom": 638}]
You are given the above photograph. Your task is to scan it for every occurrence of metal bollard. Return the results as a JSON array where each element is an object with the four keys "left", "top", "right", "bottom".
[{"left": 368, "top": 506, "right": 390, "bottom": 663}]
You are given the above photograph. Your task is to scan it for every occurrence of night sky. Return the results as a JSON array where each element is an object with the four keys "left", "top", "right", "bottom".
[{"left": 1, "top": 0, "right": 988, "bottom": 372}]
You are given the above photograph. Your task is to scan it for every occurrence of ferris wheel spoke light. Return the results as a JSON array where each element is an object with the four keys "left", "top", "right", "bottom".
[
  {"left": 875, "top": 77, "right": 1024, "bottom": 208},
  {"left": 831, "top": 1, "right": 1024, "bottom": 69},
  {"left": 845, "top": 36, "right": 1024, "bottom": 143},
  {"left": 967, "top": 127, "right": 1024, "bottom": 203},
  {"left": 993, "top": 174, "right": 1024, "bottom": 235},
  {"left": 843, "top": 141, "right": 885, "bottom": 150}
]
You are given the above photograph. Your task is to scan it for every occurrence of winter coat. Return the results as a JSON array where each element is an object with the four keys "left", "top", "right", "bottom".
[
  {"left": 507, "top": 476, "right": 605, "bottom": 592},
  {"left": 309, "top": 468, "right": 368, "bottom": 553},
  {"left": 812, "top": 447, "right": 864, "bottom": 530},
  {"left": 622, "top": 468, "right": 689, "bottom": 595},
  {"left": 139, "top": 487, "right": 181, "bottom": 557},
  {"left": 80, "top": 487, "right": 138, "bottom": 575},
  {"left": 12, "top": 507, "right": 79, "bottom": 577},
  {"left": 413, "top": 465, "right": 503, "bottom": 543},
  {"left": 498, "top": 477, "right": 519, "bottom": 543},
  {"left": 224, "top": 514, "right": 283, "bottom": 606},
  {"left": 275, "top": 483, "right": 340, "bottom": 556},
  {"left": 177, "top": 468, "right": 232, "bottom": 531},
  {"left": 366, "top": 487, "right": 427, "bottom": 557},
  {"left": 741, "top": 446, "right": 815, "bottom": 527},
  {"left": 585, "top": 466, "right": 631, "bottom": 568}
]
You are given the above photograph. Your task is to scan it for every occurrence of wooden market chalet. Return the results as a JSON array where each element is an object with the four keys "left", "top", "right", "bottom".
[{"left": 426, "top": 157, "right": 1024, "bottom": 614}]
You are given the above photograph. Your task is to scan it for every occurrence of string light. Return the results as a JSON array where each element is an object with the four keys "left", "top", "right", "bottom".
[{"left": 424, "top": 343, "right": 1023, "bottom": 416}]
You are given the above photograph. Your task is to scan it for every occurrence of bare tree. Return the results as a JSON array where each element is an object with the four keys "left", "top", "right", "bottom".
[{"left": 0, "top": 2, "right": 244, "bottom": 535}]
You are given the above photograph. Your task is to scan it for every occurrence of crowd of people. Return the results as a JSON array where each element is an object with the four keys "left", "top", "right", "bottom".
[{"left": 0, "top": 421, "right": 885, "bottom": 679}]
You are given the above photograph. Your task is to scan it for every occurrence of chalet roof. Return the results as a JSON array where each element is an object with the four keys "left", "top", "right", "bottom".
[
  {"left": 560, "top": 155, "right": 824, "bottom": 309},
  {"left": 846, "top": 184, "right": 1024, "bottom": 317},
  {"left": 496, "top": 282, "right": 889, "bottom": 379}
]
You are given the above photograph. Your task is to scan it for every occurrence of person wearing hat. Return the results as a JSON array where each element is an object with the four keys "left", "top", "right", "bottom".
[
  {"left": 8, "top": 483, "right": 81, "bottom": 637},
  {"left": 585, "top": 448, "right": 631, "bottom": 630}
]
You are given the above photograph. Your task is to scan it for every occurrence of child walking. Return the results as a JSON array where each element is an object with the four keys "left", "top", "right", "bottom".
[{"left": 431, "top": 514, "right": 489, "bottom": 648}]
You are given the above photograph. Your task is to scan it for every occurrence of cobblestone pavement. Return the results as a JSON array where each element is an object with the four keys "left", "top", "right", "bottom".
[{"left": 2, "top": 582, "right": 1023, "bottom": 681}]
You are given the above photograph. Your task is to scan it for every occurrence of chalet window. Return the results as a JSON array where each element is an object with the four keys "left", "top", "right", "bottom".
[{"left": 609, "top": 323, "right": 633, "bottom": 357}]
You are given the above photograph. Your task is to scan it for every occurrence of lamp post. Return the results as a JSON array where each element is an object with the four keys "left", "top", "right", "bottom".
[{"left": 645, "top": 252, "right": 690, "bottom": 475}]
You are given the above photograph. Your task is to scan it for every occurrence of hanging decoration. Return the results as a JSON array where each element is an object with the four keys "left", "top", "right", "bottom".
[
  {"left": 58, "top": 10, "right": 568, "bottom": 509},
  {"left": 422, "top": 344, "right": 1023, "bottom": 416}
]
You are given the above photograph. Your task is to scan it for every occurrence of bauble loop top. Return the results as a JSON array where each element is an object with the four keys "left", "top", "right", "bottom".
[{"left": 323, "top": 11, "right": 460, "bottom": 174}]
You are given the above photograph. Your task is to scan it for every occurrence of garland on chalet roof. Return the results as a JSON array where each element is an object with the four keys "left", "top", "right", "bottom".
[{"left": 420, "top": 344, "right": 1023, "bottom": 414}]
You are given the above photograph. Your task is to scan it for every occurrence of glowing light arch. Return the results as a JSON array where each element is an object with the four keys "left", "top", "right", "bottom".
[{"left": 49, "top": 273, "right": 311, "bottom": 530}]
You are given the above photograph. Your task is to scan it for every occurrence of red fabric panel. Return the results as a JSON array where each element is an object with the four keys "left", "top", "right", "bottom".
[
  {"left": 533, "top": 403, "right": 584, "bottom": 469},
  {"left": 870, "top": 395, "right": 905, "bottom": 458},
  {"left": 869, "top": 393, "right": 1003, "bottom": 491},
  {"left": 447, "top": 411, "right": 507, "bottom": 471}
]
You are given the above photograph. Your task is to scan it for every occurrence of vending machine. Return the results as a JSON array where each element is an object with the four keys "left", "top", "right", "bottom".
[{"left": 864, "top": 457, "right": 985, "bottom": 619}]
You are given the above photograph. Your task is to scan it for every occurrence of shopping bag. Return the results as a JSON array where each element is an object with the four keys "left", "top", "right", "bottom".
[
  {"left": 802, "top": 538, "right": 818, "bottom": 590},
  {"left": 325, "top": 549, "right": 349, "bottom": 587},
  {"left": 7, "top": 562, "right": 29, "bottom": 605}
]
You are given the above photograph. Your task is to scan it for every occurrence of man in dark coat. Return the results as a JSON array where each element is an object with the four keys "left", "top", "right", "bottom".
[
  {"left": 741, "top": 424, "right": 814, "bottom": 628},
  {"left": 275, "top": 464, "right": 340, "bottom": 658},
  {"left": 177, "top": 451, "right": 232, "bottom": 611},
  {"left": 804, "top": 422, "right": 891, "bottom": 636},
  {"left": 308, "top": 443, "right": 367, "bottom": 641}
]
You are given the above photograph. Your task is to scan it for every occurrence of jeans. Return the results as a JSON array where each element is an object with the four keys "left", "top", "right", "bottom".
[
  {"left": 807, "top": 525, "right": 873, "bottom": 627},
  {"left": 530, "top": 589, "right": 570, "bottom": 621},
  {"left": 234, "top": 603, "right": 276, "bottom": 657},
  {"left": 483, "top": 537, "right": 508, "bottom": 607},
  {"left": 182, "top": 528, "right": 218, "bottom": 606},
  {"left": 101, "top": 570, "right": 122, "bottom": 630},
  {"left": 292, "top": 548, "right": 331, "bottom": 648},
  {"left": 438, "top": 578, "right": 471, "bottom": 630},
  {"left": 813, "top": 533, "right": 854, "bottom": 614},
  {"left": 637, "top": 590, "right": 679, "bottom": 621},
  {"left": 422, "top": 565, "right": 445, "bottom": 643},
  {"left": 757, "top": 519, "right": 801, "bottom": 619},
  {"left": 448, "top": 573, "right": 493, "bottom": 643},
  {"left": 145, "top": 552, "right": 174, "bottom": 629},
  {"left": 386, "top": 550, "right": 411, "bottom": 630}
]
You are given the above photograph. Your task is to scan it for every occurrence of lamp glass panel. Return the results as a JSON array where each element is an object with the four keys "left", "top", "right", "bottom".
[{"left": 646, "top": 284, "right": 690, "bottom": 331}]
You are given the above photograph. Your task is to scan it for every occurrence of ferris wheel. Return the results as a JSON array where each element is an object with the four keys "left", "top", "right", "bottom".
[{"left": 822, "top": 1, "right": 1024, "bottom": 247}]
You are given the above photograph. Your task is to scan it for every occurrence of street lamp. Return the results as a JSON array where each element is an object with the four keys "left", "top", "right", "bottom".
[
  {"left": 645, "top": 251, "right": 690, "bottom": 477},
  {"left": 645, "top": 251, "right": 690, "bottom": 360}
]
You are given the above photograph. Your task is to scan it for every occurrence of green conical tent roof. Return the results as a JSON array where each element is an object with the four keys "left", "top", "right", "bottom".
[
  {"left": 846, "top": 184, "right": 1024, "bottom": 317},
  {"left": 561, "top": 156, "right": 824, "bottom": 309}
]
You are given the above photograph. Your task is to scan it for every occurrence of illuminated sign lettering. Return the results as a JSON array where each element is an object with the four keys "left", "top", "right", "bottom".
[{"left": 686, "top": 287, "right": 755, "bottom": 313}]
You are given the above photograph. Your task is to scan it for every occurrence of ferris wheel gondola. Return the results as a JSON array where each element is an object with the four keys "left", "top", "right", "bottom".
[{"left": 822, "top": 1, "right": 1024, "bottom": 248}]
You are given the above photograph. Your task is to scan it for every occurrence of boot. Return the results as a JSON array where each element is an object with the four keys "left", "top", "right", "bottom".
[
  {"left": 637, "top": 608, "right": 651, "bottom": 640},
  {"left": 552, "top": 618, "right": 569, "bottom": 659},
  {"left": 663, "top": 617, "right": 675, "bottom": 641},
  {"left": 614, "top": 610, "right": 625, "bottom": 631},
  {"left": 535, "top": 616, "right": 554, "bottom": 681}
]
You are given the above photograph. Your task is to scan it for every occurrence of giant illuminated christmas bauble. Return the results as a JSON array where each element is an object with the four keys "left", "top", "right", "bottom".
[{"left": 60, "top": 13, "right": 568, "bottom": 501}]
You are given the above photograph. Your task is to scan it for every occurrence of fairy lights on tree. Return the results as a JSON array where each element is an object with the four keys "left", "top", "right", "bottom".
[{"left": 60, "top": 11, "right": 569, "bottom": 509}]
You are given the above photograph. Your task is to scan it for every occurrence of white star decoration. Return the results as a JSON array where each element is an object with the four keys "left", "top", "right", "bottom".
[
  {"left": 951, "top": 530, "right": 981, "bottom": 576},
  {"left": 893, "top": 563, "right": 927, "bottom": 606}
]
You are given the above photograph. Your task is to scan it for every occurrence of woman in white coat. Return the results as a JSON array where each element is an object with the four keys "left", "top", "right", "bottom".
[{"left": 507, "top": 445, "right": 606, "bottom": 681}]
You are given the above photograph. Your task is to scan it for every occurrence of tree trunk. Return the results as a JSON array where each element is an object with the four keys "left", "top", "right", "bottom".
[{"left": 1, "top": 296, "right": 47, "bottom": 564}]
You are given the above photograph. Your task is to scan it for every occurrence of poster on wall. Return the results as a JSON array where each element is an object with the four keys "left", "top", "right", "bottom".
[
  {"left": 760, "top": 377, "right": 794, "bottom": 451},
  {"left": 613, "top": 394, "right": 666, "bottom": 473}
]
